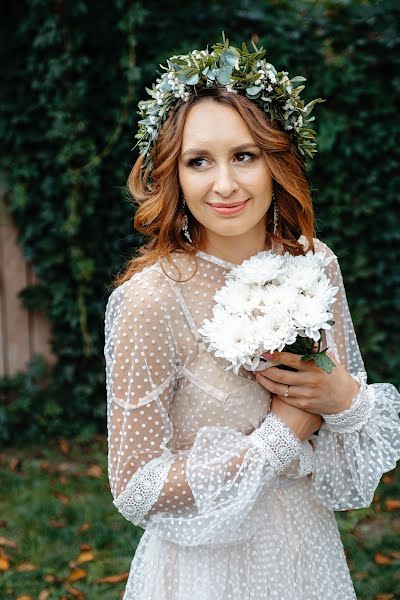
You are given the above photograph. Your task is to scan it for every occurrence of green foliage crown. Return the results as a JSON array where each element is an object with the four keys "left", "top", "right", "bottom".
[{"left": 134, "top": 32, "right": 325, "bottom": 173}]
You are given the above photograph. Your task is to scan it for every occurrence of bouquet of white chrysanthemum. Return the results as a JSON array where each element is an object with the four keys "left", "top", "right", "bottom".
[{"left": 198, "top": 250, "right": 339, "bottom": 375}]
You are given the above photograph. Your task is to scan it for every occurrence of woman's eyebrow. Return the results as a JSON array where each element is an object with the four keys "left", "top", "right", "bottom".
[{"left": 180, "top": 143, "right": 259, "bottom": 159}]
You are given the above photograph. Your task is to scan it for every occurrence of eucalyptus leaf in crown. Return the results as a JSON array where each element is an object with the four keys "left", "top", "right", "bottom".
[{"left": 133, "top": 31, "right": 325, "bottom": 178}]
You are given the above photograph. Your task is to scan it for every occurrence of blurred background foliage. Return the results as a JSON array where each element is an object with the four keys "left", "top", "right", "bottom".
[{"left": 0, "top": 0, "right": 399, "bottom": 443}]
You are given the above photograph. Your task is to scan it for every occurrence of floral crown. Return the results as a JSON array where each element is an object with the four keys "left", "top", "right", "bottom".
[{"left": 134, "top": 32, "right": 325, "bottom": 178}]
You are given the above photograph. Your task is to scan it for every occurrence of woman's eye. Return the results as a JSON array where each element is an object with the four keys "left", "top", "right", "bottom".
[
  {"left": 236, "top": 152, "right": 255, "bottom": 162},
  {"left": 187, "top": 152, "right": 255, "bottom": 168},
  {"left": 188, "top": 157, "right": 208, "bottom": 168}
]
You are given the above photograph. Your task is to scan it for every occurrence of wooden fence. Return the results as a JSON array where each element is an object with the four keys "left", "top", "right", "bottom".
[{"left": 0, "top": 192, "right": 56, "bottom": 378}]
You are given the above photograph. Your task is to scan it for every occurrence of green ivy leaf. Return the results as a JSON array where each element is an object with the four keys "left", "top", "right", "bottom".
[{"left": 301, "top": 350, "right": 335, "bottom": 373}]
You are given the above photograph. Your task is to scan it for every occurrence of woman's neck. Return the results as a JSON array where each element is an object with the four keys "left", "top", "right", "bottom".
[{"left": 202, "top": 229, "right": 273, "bottom": 266}]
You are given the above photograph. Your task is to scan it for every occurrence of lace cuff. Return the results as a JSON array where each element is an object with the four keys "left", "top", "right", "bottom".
[
  {"left": 249, "top": 412, "right": 303, "bottom": 472},
  {"left": 298, "top": 439, "right": 316, "bottom": 477},
  {"left": 113, "top": 456, "right": 171, "bottom": 525},
  {"left": 321, "top": 377, "right": 375, "bottom": 433}
]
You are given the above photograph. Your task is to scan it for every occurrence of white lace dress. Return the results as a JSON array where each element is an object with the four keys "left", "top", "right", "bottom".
[{"left": 104, "top": 238, "right": 400, "bottom": 600}]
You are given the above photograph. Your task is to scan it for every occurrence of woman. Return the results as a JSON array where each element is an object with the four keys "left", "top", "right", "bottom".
[{"left": 104, "top": 36, "right": 400, "bottom": 599}]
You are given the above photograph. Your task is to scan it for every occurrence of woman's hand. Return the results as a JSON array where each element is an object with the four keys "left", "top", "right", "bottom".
[
  {"left": 270, "top": 395, "right": 323, "bottom": 442},
  {"left": 255, "top": 351, "right": 361, "bottom": 415}
]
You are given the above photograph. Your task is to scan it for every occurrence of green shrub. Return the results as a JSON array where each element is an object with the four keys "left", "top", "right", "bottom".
[{"left": 1, "top": 0, "right": 398, "bottom": 441}]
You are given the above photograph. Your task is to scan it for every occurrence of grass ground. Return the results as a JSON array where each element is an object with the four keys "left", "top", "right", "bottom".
[{"left": 0, "top": 438, "right": 399, "bottom": 600}]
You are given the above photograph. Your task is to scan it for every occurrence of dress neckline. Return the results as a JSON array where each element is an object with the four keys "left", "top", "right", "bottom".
[
  {"left": 195, "top": 237, "right": 288, "bottom": 269},
  {"left": 195, "top": 250, "right": 237, "bottom": 269}
]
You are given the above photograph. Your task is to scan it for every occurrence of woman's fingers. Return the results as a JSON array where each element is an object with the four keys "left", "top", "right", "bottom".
[
  {"left": 256, "top": 366, "right": 314, "bottom": 387},
  {"left": 255, "top": 371, "right": 312, "bottom": 401},
  {"left": 262, "top": 351, "right": 313, "bottom": 372}
]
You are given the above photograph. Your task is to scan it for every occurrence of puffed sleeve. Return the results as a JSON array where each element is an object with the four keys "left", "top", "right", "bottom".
[
  {"left": 104, "top": 270, "right": 307, "bottom": 546},
  {"left": 310, "top": 241, "right": 400, "bottom": 510}
]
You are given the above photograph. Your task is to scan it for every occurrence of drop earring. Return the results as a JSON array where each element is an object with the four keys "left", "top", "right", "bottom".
[
  {"left": 272, "top": 191, "right": 279, "bottom": 236},
  {"left": 181, "top": 197, "right": 192, "bottom": 243}
]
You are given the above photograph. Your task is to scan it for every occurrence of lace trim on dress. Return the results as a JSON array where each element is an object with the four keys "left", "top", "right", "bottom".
[
  {"left": 113, "top": 456, "right": 172, "bottom": 525},
  {"left": 249, "top": 412, "right": 303, "bottom": 472},
  {"left": 298, "top": 440, "right": 316, "bottom": 477},
  {"left": 322, "top": 376, "right": 375, "bottom": 433}
]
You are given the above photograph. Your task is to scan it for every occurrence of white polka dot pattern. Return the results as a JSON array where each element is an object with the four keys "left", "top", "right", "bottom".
[{"left": 104, "top": 239, "right": 400, "bottom": 600}]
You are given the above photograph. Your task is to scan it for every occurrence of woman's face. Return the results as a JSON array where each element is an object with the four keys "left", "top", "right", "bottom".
[{"left": 178, "top": 98, "right": 273, "bottom": 245}]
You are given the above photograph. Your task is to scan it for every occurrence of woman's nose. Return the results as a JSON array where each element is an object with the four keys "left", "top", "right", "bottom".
[{"left": 212, "top": 164, "right": 239, "bottom": 197}]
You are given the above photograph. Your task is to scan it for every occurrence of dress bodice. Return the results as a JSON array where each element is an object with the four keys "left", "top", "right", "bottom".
[{"left": 153, "top": 250, "right": 272, "bottom": 452}]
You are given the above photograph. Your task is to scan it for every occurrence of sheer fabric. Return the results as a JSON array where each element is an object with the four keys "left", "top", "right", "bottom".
[{"left": 104, "top": 237, "right": 400, "bottom": 600}]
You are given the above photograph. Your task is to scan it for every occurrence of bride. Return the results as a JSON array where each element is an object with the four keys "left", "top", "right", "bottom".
[{"left": 104, "top": 35, "right": 400, "bottom": 599}]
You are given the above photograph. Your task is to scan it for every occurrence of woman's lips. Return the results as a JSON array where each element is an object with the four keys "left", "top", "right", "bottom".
[{"left": 207, "top": 199, "right": 249, "bottom": 215}]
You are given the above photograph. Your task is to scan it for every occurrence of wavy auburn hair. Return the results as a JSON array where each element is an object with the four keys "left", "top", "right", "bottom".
[{"left": 113, "top": 86, "right": 315, "bottom": 287}]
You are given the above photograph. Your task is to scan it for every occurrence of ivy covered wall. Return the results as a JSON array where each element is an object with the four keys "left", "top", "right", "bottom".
[{"left": 1, "top": 0, "right": 398, "bottom": 442}]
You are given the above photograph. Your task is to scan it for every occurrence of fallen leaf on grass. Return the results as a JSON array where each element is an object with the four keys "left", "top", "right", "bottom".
[
  {"left": 54, "top": 492, "right": 70, "bottom": 505},
  {"left": 59, "top": 438, "right": 70, "bottom": 455},
  {"left": 49, "top": 517, "right": 67, "bottom": 528},
  {"left": 17, "top": 562, "right": 38, "bottom": 572},
  {"left": 375, "top": 594, "right": 394, "bottom": 600},
  {"left": 43, "top": 574, "right": 63, "bottom": 583},
  {"left": 57, "top": 461, "right": 78, "bottom": 473},
  {"left": 382, "top": 474, "right": 394, "bottom": 484},
  {"left": 16, "top": 596, "right": 33, "bottom": 600},
  {"left": 79, "top": 543, "right": 92, "bottom": 551},
  {"left": 65, "top": 586, "right": 86, "bottom": 599},
  {"left": 38, "top": 591, "right": 51, "bottom": 600},
  {"left": 96, "top": 572, "right": 129, "bottom": 584},
  {"left": 374, "top": 553, "right": 392, "bottom": 565},
  {"left": 0, "top": 536, "right": 17, "bottom": 548},
  {"left": 66, "top": 567, "right": 87, "bottom": 582},
  {"left": 0, "top": 556, "right": 10, "bottom": 571},
  {"left": 385, "top": 498, "right": 400, "bottom": 511},
  {"left": 8, "top": 457, "right": 20, "bottom": 471},
  {"left": 77, "top": 551, "right": 94, "bottom": 564},
  {"left": 78, "top": 523, "right": 91, "bottom": 533},
  {"left": 69, "top": 551, "right": 94, "bottom": 569},
  {"left": 390, "top": 551, "right": 400, "bottom": 560},
  {"left": 40, "top": 461, "right": 53, "bottom": 474},
  {"left": 86, "top": 464, "right": 102, "bottom": 478}
]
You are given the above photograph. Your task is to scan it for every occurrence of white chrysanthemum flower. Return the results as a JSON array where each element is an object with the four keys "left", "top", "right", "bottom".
[
  {"left": 305, "top": 273, "right": 339, "bottom": 306},
  {"left": 255, "top": 283, "right": 297, "bottom": 314},
  {"left": 199, "top": 308, "right": 260, "bottom": 372},
  {"left": 279, "top": 262, "right": 320, "bottom": 293},
  {"left": 256, "top": 306, "right": 297, "bottom": 352},
  {"left": 198, "top": 249, "right": 338, "bottom": 372},
  {"left": 292, "top": 295, "right": 333, "bottom": 341},
  {"left": 278, "top": 251, "right": 335, "bottom": 292},
  {"left": 228, "top": 251, "right": 284, "bottom": 285},
  {"left": 213, "top": 280, "right": 259, "bottom": 316}
]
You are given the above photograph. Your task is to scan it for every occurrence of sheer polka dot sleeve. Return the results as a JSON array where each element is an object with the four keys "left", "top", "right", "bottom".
[
  {"left": 104, "top": 269, "right": 305, "bottom": 546},
  {"left": 310, "top": 241, "right": 400, "bottom": 510}
]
